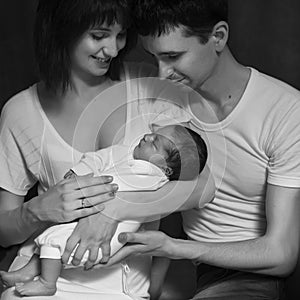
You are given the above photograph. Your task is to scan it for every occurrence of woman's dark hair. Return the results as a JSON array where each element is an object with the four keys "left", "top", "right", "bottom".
[
  {"left": 34, "top": 0, "right": 136, "bottom": 93},
  {"left": 134, "top": 0, "right": 228, "bottom": 43}
]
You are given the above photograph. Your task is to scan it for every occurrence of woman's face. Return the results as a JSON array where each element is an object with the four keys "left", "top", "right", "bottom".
[{"left": 70, "top": 22, "right": 127, "bottom": 80}]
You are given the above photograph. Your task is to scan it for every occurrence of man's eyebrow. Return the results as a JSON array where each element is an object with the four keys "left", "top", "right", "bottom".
[
  {"left": 157, "top": 51, "right": 185, "bottom": 56},
  {"left": 143, "top": 49, "right": 185, "bottom": 56}
]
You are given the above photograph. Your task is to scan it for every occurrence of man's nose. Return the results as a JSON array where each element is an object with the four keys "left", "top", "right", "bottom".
[{"left": 158, "top": 61, "right": 172, "bottom": 79}]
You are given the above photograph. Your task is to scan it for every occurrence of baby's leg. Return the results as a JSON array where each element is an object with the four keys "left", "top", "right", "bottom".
[
  {"left": 16, "top": 258, "right": 61, "bottom": 296},
  {"left": 0, "top": 254, "right": 40, "bottom": 287}
]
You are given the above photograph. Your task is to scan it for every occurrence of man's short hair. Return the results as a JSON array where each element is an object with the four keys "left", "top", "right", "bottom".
[{"left": 134, "top": 0, "right": 228, "bottom": 44}]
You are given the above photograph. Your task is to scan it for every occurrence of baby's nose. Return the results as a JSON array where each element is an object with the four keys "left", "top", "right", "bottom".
[{"left": 144, "top": 133, "right": 155, "bottom": 142}]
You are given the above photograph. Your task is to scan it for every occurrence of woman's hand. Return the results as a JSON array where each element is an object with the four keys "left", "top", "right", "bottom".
[
  {"left": 62, "top": 213, "right": 118, "bottom": 269},
  {"left": 27, "top": 174, "right": 118, "bottom": 224},
  {"left": 100, "top": 230, "right": 175, "bottom": 267}
]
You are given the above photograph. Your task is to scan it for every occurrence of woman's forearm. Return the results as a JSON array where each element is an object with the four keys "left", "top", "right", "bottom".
[
  {"left": 102, "top": 165, "right": 215, "bottom": 222},
  {"left": 0, "top": 201, "right": 43, "bottom": 247}
]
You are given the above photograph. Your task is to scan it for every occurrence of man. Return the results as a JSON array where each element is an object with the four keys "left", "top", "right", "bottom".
[{"left": 107, "top": 0, "right": 300, "bottom": 299}]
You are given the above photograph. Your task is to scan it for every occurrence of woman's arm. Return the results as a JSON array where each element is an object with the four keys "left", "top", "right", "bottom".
[
  {"left": 0, "top": 175, "right": 117, "bottom": 248},
  {"left": 0, "top": 189, "right": 40, "bottom": 247},
  {"left": 60, "top": 165, "right": 212, "bottom": 268},
  {"left": 101, "top": 164, "right": 215, "bottom": 222}
]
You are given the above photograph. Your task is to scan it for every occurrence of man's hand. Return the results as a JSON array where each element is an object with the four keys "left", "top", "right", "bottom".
[
  {"left": 62, "top": 213, "right": 118, "bottom": 269},
  {"left": 101, "top": 230, "right": 174, "bottom": 267}
]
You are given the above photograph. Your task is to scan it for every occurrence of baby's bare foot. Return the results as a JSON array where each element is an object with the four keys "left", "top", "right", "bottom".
[
  {"left": 15, "top": 278, "right": 56, "bottom": 296},
  {"left": 0, "top": 270, "right": 35, "bottom": 287}
]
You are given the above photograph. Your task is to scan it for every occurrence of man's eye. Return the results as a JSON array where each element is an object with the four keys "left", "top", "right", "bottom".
[{"left": 166, "top": 54, "right": 178, "bottom": 60}]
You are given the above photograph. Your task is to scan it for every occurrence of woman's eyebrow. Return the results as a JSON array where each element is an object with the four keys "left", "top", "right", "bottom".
[{"left": 91, "top": 27, "right": 111, "bottom": 32}]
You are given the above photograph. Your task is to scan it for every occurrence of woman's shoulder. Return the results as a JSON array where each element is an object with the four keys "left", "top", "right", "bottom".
[
  {"left": 1, "top": 84, "right": 43, "bottom": 132},
  {"left": 1, "top": 84, "right": 38, "bottom": 118}
]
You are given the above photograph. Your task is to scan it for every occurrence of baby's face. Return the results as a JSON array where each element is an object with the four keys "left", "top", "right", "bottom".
[{"left": 133, "top": 126, "right": 176, "bottom": 167}]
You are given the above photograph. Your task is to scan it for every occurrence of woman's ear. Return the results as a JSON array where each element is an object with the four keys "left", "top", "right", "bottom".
[{"left": 212, "top": 21, "right": 229, "bottom": 52}]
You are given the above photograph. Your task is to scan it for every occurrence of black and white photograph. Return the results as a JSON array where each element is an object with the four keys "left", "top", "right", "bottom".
[{"left": 1, "top": 1, "right": 300, "bottom": 299}]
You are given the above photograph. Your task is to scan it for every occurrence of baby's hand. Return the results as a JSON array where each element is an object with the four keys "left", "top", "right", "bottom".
[{"left": 64, "top": 169, "right": 77, "bottom": 179}]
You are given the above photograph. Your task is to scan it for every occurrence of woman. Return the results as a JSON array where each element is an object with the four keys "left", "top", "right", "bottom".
[{"left": 0, "top": 0, "right": 214, "bottom": 299}]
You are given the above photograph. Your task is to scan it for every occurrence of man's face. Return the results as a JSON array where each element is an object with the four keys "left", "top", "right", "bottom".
[{"left": 141, "top": 26, "right": 218, "bottom": 90}]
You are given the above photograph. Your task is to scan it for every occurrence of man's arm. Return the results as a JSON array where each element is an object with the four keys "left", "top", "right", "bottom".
[
  {"left": 106, "top": 184, "right": 300, "bottom": 277},
  {"left": 101, "top": 164, "right": 215, "bottom": 222}
]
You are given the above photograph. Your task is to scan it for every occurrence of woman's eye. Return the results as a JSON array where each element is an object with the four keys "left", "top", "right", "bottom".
[{"left": 91, "top": 33, "right": 105, "bottom": 41}]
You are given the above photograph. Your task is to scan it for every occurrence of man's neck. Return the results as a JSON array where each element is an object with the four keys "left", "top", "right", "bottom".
[{"left": 193, "top": 48, "right": 251, "bottom": 122}]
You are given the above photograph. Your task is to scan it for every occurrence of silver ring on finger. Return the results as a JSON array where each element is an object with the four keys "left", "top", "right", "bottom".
[{"left": 81, "top": 198, "right": 87, "bottom": 208}]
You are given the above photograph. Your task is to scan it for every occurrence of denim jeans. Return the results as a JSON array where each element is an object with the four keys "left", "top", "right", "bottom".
[{"left": 191, "top": 264, "right": 286, "bottom": 300}]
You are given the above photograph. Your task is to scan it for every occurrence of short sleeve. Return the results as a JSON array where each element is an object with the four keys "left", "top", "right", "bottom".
[
  {"left": 267, "top": 98, "right": 300, "bottom": 187},
  {"left": 0, "top": 100, "right": 39, "bottom": 195}
]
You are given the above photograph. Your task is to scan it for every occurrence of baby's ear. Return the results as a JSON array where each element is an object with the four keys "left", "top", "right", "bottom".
[{"left": 161, "top": 166, "right": 173, "bottom": 177}]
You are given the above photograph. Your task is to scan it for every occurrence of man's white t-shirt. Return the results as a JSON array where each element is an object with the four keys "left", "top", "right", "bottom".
[{"left": 182, "top": 68, "right": 300, "bottom": 243}]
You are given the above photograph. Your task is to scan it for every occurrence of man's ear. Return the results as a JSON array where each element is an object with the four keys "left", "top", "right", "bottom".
[
  {"left": 161, "top": 166, "right": 173, "bottom": 177},
  {"left": 212, "top": 21, "right": 229, "bottom": 52}
]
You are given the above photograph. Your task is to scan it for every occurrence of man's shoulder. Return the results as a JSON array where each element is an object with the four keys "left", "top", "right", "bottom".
[{"left": 254, "top": 68, "right": 300, "bottom": 99}]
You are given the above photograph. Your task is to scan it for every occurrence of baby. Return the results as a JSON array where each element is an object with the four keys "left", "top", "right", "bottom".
[{"left": 0, "top": 125, "right": 207, "bottom": 296}]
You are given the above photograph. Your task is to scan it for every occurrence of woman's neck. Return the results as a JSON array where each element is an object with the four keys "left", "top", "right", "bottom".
[{"left": 67, "top": 73, "right": 112, "bottom": 104}]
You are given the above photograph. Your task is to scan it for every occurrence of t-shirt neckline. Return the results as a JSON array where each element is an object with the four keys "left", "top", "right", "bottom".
[
  {"left": 187, "top": 67, "right": 257, "bottom": 132},
  {"left": 31, "top": 84, "right": 82, "bottom": 155}
]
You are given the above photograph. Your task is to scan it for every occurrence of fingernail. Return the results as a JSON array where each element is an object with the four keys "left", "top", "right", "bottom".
[
  {"left": 112, "top": 184, "right": 119, "bottom": 191},
  {"left": 108, "top": 192, "right": 115, "bottom": 198},
  {"left": 118, "top": 233, "right": 127, "bottom": 243},
  {"left": 106, "top": 176, "right": 113, "bottom": 182}
]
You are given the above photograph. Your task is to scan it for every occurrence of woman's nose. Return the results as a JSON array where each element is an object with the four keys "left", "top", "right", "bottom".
[{"left": 103, "top": 38, "right": 119, "bottom": 58}]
